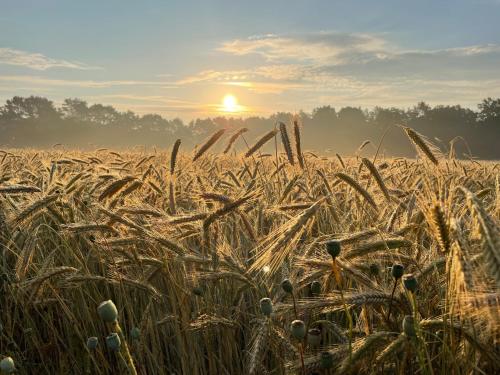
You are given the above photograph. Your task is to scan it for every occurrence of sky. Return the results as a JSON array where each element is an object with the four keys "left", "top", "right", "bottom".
[{"left": 1, "top": 0, "right": 500, "bottom": 120}]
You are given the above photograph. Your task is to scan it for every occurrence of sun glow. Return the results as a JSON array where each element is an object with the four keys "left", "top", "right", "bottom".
[{"left": 222, "top": 94, "right": 239, "bottom": 112}]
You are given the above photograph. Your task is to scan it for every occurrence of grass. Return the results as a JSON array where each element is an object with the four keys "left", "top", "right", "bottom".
[{"left": 0, "top": 125, "right": 499, "bottom": 374}]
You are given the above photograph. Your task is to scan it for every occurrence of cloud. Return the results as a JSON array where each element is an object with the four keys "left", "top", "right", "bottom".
[
  {"left": 176, "top": 31, "right": 500, "bottom": 109},
  {"left": 0, "top": 75, "right": 177, "bottom": 88},
  {"left": 218, "top": 31, "right": 387, "bottom": 64},
  {"left": 215, "top": 32, "right": 500, "bottom": 81},
  {"left": 0, "top": 47, "right": 101, "bottom": 70},
  {"left": 323, "top": 44, "right": 500, "bottom": 81}
]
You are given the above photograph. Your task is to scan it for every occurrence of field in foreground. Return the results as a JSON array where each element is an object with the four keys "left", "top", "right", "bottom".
[{"left": 0, "top": 128, "right": 499, "bottom": 374}]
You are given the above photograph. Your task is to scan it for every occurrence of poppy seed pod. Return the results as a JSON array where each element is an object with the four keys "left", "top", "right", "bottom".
[
  {"left": 326, "top": 240, "right": 341, "bottom": 258},
  {"left": 0, "top": 357, "right": 15, "bottom": 374},
  {"left": 97, "top": 300, "right": 118, "bottom": 323},
  {"left": 106, "top": 332, "right": 121, "bottom": 351},
  {"left": 307, "top": 328, "right": 321, "bottom": 347},
  {"left": 86, "top": 336, "right": 98, "bottom": 350},
  {"left": 281, "top": 279, "right": 294, "bottom": 294},
  {"left": 310, "top": 281, "right": 321, "bottom": 295},
  {"left": 192, "top": 286, "right": 204, "bottom": 296},
  {"left": 291, "top": 320, "right": 306, "bottom": 340},
  {"left": 403, "top": 274, "right": 418, "bottom": 292},
  {"left": 320, "top": 351, "right": 334, "bottom": 369},
  {"left": 130, "top": 327, "right": 141, "bottom": 340},
  {"left": 260, "top": 298, "right": 273, "bottom": 317},
  {"left": 402, "top": 315, "right": 416, "bottom": 337},
  {"left": 391, "top": 264, "right": 404, "bottom": 279}
]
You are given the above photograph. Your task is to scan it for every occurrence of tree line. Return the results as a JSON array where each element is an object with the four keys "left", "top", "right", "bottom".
[{"left": 0, "top": 96, "right": 499, "bottom": 158}]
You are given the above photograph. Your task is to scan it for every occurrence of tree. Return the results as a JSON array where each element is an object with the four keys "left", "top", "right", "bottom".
[
  {"left": 0, "top": 96, "right": 60, "bottom": 121},
  {"left": 87, "top": 104, "right": 119, "bottom": 125},
  {"left": 371, "top": 107, "right": 407, "bottom": 128},
  {"left": 61, "top": 98, "right": 89, "bottom": 121},
  {"left": 478, "top": 97, "right": 500, "bottom": 124},
  {"left": 337, "top": 107, "right": 366, "bottom": 126},
  {"left": 312, "top": 106, "right": 337, "bottom": 123}
]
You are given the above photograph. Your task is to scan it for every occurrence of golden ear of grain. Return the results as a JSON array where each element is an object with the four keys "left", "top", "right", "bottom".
[
  {"left": 249, "top": 198, "right": 324, "bottom": 276},
  {"left": 335, "top": 172, "right": 377, "bottom": 208},
  {"left": 403, "top": 126, "right": 440, "bottom": 165},
  {"left": 204, "top": 195, "right": 252, "bottom": 228},
  {"left": 245, "top": 130, "right": 278, "bottom": 158},
  {"left": 361, "top": 158, "right": 390, "bottom": 202},
  {"left": 200, "top": 192, "right": 232, "bottom": 204},
  {"left": 279, "top": 122, "right": 294, "bottom": 166},
  {"left": 279, "top": 175, "right": 300, "bottom": 203},
  {"left": 336, "top": 153, "right": 346, "bottom": 169},
  {"left": 170, "top": 139, "right": 181, "bottom": 175},
  {"left": 357, "top": 140, "right": 371, "bottom": 154},
  {"left": 193, "top": 129, "right": 226, "bottom": 161},
  {"left": 430, "top": 203, "right": 450, "bottom": 253},
  {"left": 292, "top": 120, "right": 305, "bottom": 170},
  {"left": 98, "top": 176, "right": 136, "bottom": 201},
  {"left": 223, "top": 128, "right": 248, "bottom": 154},
  {"left": 168, "top": 181, "right": 176, "bottom": 214},
  {"left": 0, "top": 185, "right": 41, "bottom": 194},
  {"left": 12, "top": 194, "right": 59, "bottom": 226}
]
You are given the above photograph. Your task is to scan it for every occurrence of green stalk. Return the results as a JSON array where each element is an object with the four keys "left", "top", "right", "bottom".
[
  {"left": 408, "top": 291, "right": 434, "bottom": 375},
  {"left": 112, "top": 321, "right": 138, "bottom": 375},
  {"left": 291, "top": 292, "right": 306, "bottom": 375},
  {"left": 332, "top": 258, "right": 353, "bottom": 361}
]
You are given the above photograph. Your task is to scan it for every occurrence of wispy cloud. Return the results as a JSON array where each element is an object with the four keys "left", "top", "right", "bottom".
[
  {"left": 0, "top": 48, "right": 101, "bottom": 70},
  {"left": 0, "top": 75, "right": 177, "bottom": 88},
  {"left": 218, "top": 31, "right": 388, "bottom": 64}
]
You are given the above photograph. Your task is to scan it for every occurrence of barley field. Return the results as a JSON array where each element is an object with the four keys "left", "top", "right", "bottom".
[{"left": 0, "top": 125, "right": 499, "bottom": 374}]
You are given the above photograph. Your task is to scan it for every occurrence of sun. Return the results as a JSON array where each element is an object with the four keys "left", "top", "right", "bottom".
[{"left": 222, "top": 94, "right": 239, "bottom": 112}]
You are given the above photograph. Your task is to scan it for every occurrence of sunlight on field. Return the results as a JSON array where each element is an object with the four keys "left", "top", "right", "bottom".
[{"left": 0, "top": 125, "right": 499, "bottom": 374}]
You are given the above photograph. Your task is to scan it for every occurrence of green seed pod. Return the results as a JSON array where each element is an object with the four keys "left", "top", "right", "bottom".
[
  {"left": 106, "top": 332, "right": 121, "bottom": 351},
  {"left": 281, "top": 279, "right": 294, "bottom": 294},
  {"left": 97, "top": 300, "right": 118, "bottom": 323},
  {"left": 326, "top": 240, "right": 341, "bottom": 258},
  {"left": 291, "top": 320, "right": 306, "bottom": 340},
  {"left": 402, "top": 315, "right": 416, "bottom": 337},
  {"left": 0, "top": 357, "right": 15, "bottom": 374},
  {"left": 130, "top": 327, "right": 141, "bottom": 341},
  {"left": 403, "top": 274, "right": 418, "bottom": 292},
  {"left": 307, "top": 328, "right": 321, "bottom": 347},
  {"left": 192, "top": 286, "right": 204, "bottom": 296},
  {"left": 86, "top": 336, "right": 99, "bottom": 350},
  {"left": 320, "top": 351, "right": 334, "bottom": 369},
  {"left": 260, "top": 298, "right": 273, "bottom": 317},
  {"left": 310, "top": 281, "right": 321, "bottom": 295},
  {"left": 391, "top": 264, "right": 404, "bottom": 279}
]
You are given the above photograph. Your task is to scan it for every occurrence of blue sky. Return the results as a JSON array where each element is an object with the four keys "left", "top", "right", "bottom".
[{"left": 1, "top": 0, "right": 499, "bottom": 119}]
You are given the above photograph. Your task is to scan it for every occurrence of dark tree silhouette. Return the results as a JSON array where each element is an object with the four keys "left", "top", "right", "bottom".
[{"left": 0, "top": 96, "right": 499, "bottom": 159}]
